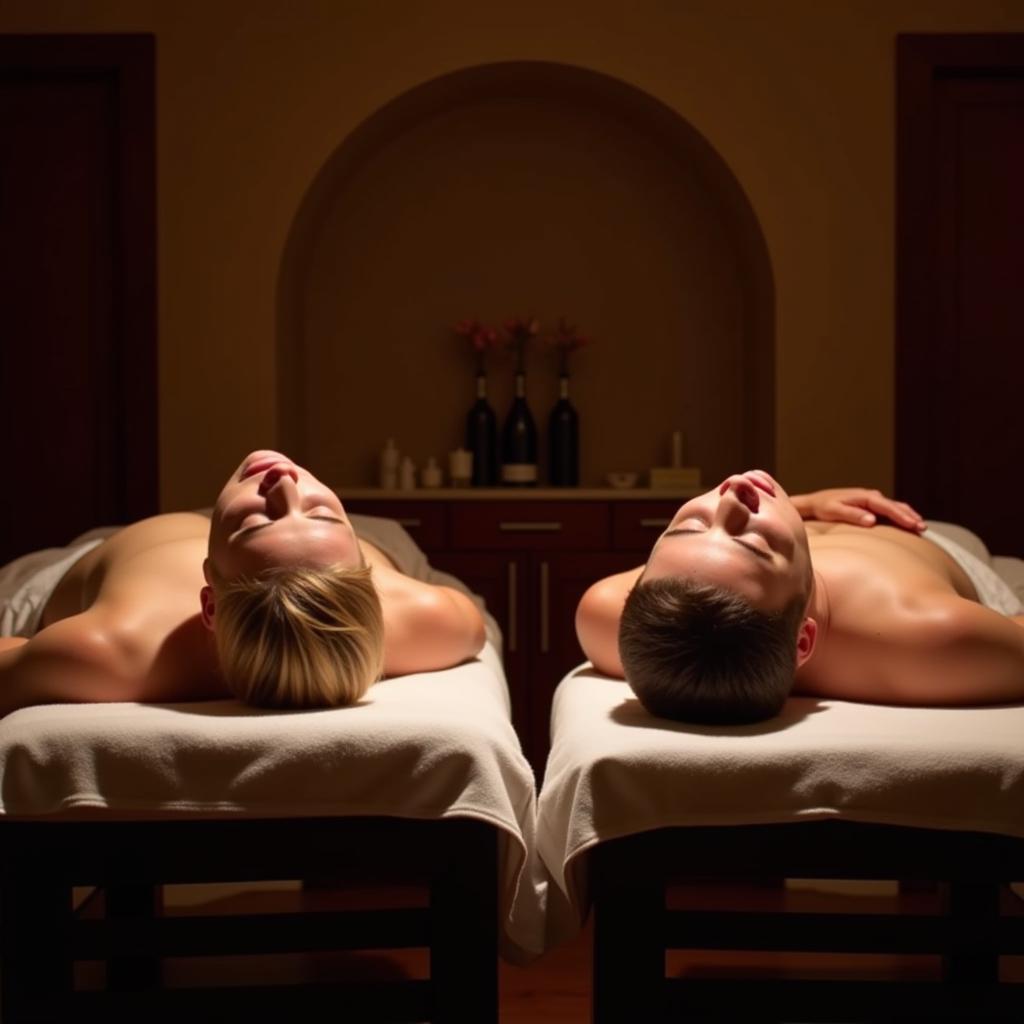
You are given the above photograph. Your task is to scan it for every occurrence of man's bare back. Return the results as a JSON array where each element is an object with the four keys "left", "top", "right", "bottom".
[{"left": 795, "top": 524, "right": 993, "bottom": 701}]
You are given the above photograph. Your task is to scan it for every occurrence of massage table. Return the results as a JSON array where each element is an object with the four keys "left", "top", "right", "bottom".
[
  {"left": 537, "top": 532, "right": 1024, "bottom": 1022},
  {"left": 0, "top": 639, "right": 544, "bottom": 1023}
]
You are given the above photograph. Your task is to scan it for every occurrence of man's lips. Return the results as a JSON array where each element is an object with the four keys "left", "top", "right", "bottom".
[{"left": 744, "top": 470, "right": 776, "bottom": 497}]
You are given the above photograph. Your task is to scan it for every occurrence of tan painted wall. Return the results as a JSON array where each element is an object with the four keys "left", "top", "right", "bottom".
[{"left": 3, "top": 1, "right": 1023, "bottom": 508}]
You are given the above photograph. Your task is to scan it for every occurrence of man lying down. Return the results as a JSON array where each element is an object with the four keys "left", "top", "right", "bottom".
[
  {"left": 577, "top": 472, "right": 1024, "bottom": 724},
  {"left": 0, "top": 451, "right": 486, "bottom": 717}
]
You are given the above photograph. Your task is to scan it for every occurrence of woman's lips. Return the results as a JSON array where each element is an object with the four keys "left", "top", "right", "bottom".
[{"left": 241, "top": 454, "right": 295, "bottom": 480}]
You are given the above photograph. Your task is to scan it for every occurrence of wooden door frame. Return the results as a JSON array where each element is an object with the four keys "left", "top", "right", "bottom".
[
  {"left": 895, "top": 34, "right": 1024, "bottom": 514},
  {"left": 0, "top": 33, "right": 157, "bottom": 518}
]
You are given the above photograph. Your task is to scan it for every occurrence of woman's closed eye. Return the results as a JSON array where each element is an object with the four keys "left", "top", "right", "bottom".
[
  {"left": 239, "top": 513, "right": 270, "bottom": 531},
  {"left": 304, "top": 505, "right": 345, "bottom": 524}
]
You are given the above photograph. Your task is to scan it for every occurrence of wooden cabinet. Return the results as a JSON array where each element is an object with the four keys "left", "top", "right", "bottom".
[{"left": 343, "top": 492, "right": 687, "bottom": 775}]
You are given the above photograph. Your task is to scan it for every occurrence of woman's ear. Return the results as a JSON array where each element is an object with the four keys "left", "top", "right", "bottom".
[
  {"left": 200, "top": 559, "right": 216, "bottom": 631},
  {"left": 795, "top": 616, "right": 818, "bottom": 668}
]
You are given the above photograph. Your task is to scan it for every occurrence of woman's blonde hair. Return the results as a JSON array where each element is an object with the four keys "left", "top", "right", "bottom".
[{"left": 213, "top": 564, "right": 385, "bottom": 709}]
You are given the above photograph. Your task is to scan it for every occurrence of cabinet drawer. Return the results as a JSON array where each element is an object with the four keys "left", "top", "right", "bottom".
[
  {"left": 611, "top": 501, "right": 681, "bottom": 551},
  {"left": 450, "top": 502, "right": 609, "bottom": 550},
  {"left": 342, "top": 500, "right": 447, "bottom": 550}
]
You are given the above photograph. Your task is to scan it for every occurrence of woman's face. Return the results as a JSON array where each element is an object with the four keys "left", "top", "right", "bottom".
[{"left": 207, "top": 450, "right": 362, "bottom": 582}]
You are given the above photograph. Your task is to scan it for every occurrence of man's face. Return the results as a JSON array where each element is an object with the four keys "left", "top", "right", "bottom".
[
  {"left": 644, "top": 470, "right": 811, "bottom": 612},
  {"left": 207, "top": 450, "right": 361, "bottom": 582}
]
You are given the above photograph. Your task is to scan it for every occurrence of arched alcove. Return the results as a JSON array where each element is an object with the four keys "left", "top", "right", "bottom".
[{"left": 277, "top": 62, "right": 774, "bottom": 487}]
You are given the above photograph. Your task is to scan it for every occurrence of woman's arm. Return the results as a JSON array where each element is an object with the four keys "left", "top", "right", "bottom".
[
  {"left": 0, "top": 615, "right": 133, "bottom": 717},
  {"left": 380, "top": 581, "right": 487, "bottom": 677}
]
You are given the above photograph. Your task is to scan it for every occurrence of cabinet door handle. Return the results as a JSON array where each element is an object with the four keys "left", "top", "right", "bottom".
[
  {"left": 396, "top": 518, "right": 422, "bottom": 529},
  {"left": 499, "top": 521, "right": 563, "bottom": 533},
  {"left": 639, "top": 518, "right": 671, "bottom": 528},
  {"left": 507, "top": 561, "right": 518, "bottom": 654},
  {"left": 539, "top": 560, "right": 550, "bottom": 654}
]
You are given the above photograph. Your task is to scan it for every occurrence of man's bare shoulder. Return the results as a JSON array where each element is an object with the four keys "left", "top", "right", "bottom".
[
  {"left": 809, "top": 523, "right": 977, "bottom": 602},
  {"left": 798, "top": 526, "right": 996, "bottom": 701},
  {"left": 574, "top": 567, "right": 644, "bottom": 679}
]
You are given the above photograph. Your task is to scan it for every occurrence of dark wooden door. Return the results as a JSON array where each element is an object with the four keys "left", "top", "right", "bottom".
[
  {"left": 897, "top": 35, "right": 1024, "bottom": 555},
  {"left": 0, "top": 35, "right": 156, "bottom": 564}
]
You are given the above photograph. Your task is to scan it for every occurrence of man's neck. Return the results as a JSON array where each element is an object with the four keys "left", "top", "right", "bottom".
[{"left": 809, "top": 568, "right": 832, "bottom": 640}]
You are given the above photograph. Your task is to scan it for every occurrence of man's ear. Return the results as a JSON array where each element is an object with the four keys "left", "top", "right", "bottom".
[
  {"left": 200, "top": 559, "right": 216, "bottom": 631},
  {"left": 795, "top": 616, "right": 818, "bottom": 668}
]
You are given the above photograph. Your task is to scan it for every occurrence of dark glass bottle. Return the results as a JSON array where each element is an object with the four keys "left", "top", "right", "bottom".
[
  {"left": 500, "top": 372, "right": 538, "bottom": 486},
  {"left": 465, "top": 374, "right": 498, "bottom": 486},
  {"left": 547, "top": 374, "right": 579, "bottom": 486}
]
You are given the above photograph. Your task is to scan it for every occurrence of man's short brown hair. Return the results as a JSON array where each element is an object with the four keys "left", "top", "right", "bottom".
[{"left": 618, "top": 577, "right": 807, "bottom": 725}]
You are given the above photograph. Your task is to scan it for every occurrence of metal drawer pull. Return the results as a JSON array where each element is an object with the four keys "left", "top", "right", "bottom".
[
  {"left": 507, "top": 561, "right": 518, "bottom": 654},
  {"left": 498, "top": 521, "right": 563, "bottom": 532},
  {"left": 396, "top": 518, "right": 422, "bottom": 528},
  {"left": 540, "top": 560, "right": 550, "bottom": 654},
  {"left": 639, "top": 518, "right": 671, "bottom": 528}
]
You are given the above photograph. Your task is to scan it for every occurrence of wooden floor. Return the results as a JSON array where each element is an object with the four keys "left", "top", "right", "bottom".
[{"left": 71, "top": 879, "right": 1024, "bottom": 1023}]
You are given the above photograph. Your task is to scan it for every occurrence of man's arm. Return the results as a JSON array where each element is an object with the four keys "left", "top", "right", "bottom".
[
  {"left": 790, "top": 487, "right": 925, "bottom": 532},
  {"left": 379, "top": 579, "right": 487, "bottom": 677},
  {"left": 575, "top": 567, "right": 644, "bottom": 678}
]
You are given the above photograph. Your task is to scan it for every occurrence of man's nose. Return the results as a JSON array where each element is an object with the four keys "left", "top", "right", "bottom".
[
  {"left": 715, "top": 479, "right": 758, "bottom": 533},
  {"left": 720, "top": 475, "right": 760, "bottom": 514}
]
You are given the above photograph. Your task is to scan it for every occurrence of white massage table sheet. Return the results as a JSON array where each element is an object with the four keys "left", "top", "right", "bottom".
[
  {"left": 0, "top": 642, "right": 544, "bottom": 959},
  {"left": 539, "top": 666, "right": 1024, "bottom": 933}
]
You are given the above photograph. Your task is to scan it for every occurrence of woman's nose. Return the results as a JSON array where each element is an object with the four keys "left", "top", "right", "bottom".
[{"left": 258, "top": 465, "right": 301, "bottom": 511}]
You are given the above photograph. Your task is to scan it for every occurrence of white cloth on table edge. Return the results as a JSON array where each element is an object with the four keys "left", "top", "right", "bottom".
[
  {"left": 0, "top": 640, "right": 546, "bottom": 963},
  {"left": 537, "top": 530, "right": 1024, "bottom": 948}
]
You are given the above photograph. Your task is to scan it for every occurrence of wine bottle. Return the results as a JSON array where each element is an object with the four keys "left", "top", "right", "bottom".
[
  {"left": 500, "top": 372, "right": 538, "bottom": 486},
  {"left": 547, "top": 374, "right": 579, "bottom": 486},
  {"left": 465, "top": 374, "right": 499, "bottom": 486}
]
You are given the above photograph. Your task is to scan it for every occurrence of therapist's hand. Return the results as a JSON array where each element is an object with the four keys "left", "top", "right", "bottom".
[{"left": 791, "top": 488, "right": 926, "bottom": 532}]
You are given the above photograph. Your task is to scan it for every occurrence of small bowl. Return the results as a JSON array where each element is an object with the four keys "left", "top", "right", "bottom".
[{"left": 606, "top": 471, "right": 639, "bottom": 490}]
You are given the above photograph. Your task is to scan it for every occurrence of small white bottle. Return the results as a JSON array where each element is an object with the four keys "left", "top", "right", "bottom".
[
  {"left": 399, "top": 455, "right": 417, "bottom": 491},
  {"left": 449, "top": 448, "right": 473, "bottom": 487},
  {"left": 380, "top": 438, "right": 399, "bottom": 489},
  {"left": 671, "top": 430, "right": 683, "bottom": 469},
  {"left": 421, "top": 456, "right": 442, "bottom": 489}
]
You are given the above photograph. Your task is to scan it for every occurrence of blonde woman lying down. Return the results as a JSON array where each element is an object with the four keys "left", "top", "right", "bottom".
[{"left": 0, "top": 451, "right": 485, "bottom": 716}]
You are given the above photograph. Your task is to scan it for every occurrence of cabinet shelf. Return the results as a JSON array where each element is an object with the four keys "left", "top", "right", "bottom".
[
  {"left": 336, "top": 487, "right": 699, "bottom": 501},
  {"left": 344, "top": 494, "right": 681, "bottom": 777}
]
